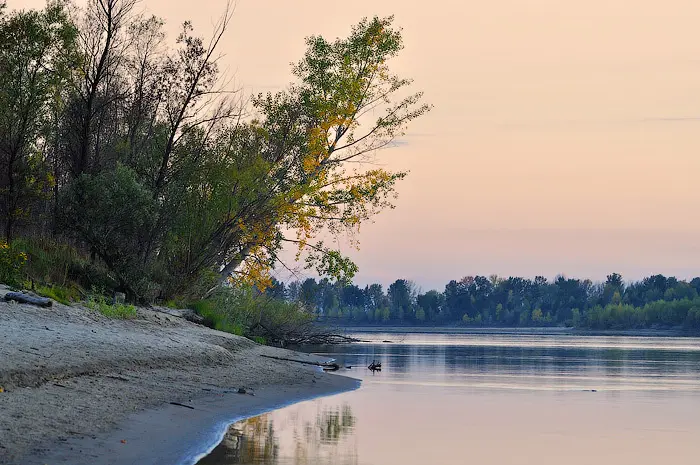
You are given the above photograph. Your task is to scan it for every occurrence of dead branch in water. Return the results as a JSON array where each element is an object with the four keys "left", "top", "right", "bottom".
[{"left": 249, "top": 321, "right": 361, "bottom": 346}]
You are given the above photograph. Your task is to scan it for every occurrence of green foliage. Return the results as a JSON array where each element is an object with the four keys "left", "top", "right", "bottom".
[
  {"left": 60, "top": 165, "right": 159, "bottom": 299},
  {"left": 0, "top": 2, "right": 78, "bottom": 239},
  {"left": 583, "top": 298, "right": 700, "bottom": 330},
  {"left": 85, "top": 293, "right": 137, "bottom": 319},
  {"left": 13, "top": 237, "right": 115, "bottom": 294},
  {"left": 191, "top": 285, "right": 314, "bottom": 345},
  {"left": 250, "top": 336, "right": 267, "bottom": 345},
  {"left": 191, "top": 298, "right": 245, "bottom": 335},
  {"left": 519, "top": 309, "right": 530, "bottom": 326},
  {"left": 0, "top": 240, "right": 27, "bottom": 287},
  {"left": 571, "top": 308, "right": 581, "bottom": 327},
  {"left": 289, "top": 272, "right": 700, "bottom": 331},
  {"left": 35, "top": 284, "right": 80, "bottom": 305},
  {"left": 0, "top": 0, "right": 430, "bottom": 303},
  {"left": 531, "top": 308, "right": 544, "bottom": 323}
]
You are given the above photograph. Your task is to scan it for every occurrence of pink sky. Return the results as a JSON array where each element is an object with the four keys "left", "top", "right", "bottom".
[{"left": 13, "top": 0, "right": 700, "bottom": 289}]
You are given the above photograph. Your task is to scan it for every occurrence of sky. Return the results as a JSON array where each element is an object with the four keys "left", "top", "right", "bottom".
[{"left": 13, "top": 0, "right": 700, "bottom": 290}]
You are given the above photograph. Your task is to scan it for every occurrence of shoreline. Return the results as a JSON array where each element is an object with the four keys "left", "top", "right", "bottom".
[
  {"left": 35, "top": 373, "right": 359, "bottom": 465},
  {"left": 192, "top": 377, "right": 359, "bottom": 465},
  {"left": 0, "top": 288, "right": 359, "bottom": 465},
  {"left": 336, "top": 325, "right": 698, "bottom": 337}
]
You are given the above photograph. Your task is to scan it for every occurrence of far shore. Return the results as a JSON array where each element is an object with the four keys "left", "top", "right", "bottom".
[
  {"left": 0, "top": 287, "right": 359, "bottom": 465},
  {"left": 334, "top": 325, "right": 700, "bottom": 338}
]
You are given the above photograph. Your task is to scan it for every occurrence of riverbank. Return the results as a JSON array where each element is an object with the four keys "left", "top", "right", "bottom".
[{"left": 0, "top": 287, "right": 358, "bottom": 465}]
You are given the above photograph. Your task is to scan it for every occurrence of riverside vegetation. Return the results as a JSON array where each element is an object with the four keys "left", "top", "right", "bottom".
[
  {"left": 0, "top": 0, "right": 430, "bottom": 342},
  {"left": 273, "top": 273, "right": 700, "bottom": 331}
]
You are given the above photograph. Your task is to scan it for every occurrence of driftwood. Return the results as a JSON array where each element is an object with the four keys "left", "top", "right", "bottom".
[
  {"left": 169, "top": 402, "right": 195, "bottom": 410},
  {"left": 4, "top": 292, "right": 52, "bottom": 308},
  {"left": 249, "top": 321, "right": 361, "bottom": 347},
  {"left": 260, "top": 354, "right": 339, "bottom": 370}
]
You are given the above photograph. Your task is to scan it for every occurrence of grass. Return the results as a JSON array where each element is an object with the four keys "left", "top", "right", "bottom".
[
  {"left": 85, "top": 294, "right": 137, "bottom": 319},
  {"left": 34, "top": 284, "right": 81, "bottom": 306},
  {"left": 250, "top": 336, "right": 267, "bottom": 345},
  {"left": 13, "top": 237, "right": 117, "bottom": 296},
  {"left": 190, "top": 299, "right": 245, "bottom": 335}
]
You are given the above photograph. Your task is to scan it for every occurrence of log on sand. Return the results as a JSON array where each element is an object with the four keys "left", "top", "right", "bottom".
[{"left": 4, "top": 292, "right": 52, "bottom": 308}]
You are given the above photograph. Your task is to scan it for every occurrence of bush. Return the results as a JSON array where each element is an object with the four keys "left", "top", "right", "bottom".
[
  {"left": 191, "top": 285, "right": 314, "bottom": 345},
  {"left": 59, "top": 165, "right": 159, "bottom": 300},
  {"left": 0, "top": 240, "right": 27, "bottom": 287},
  {"left": 85, "top": 294, "right": 137, "bottom": 319},
  {"left": 13, "top": 237, "right": 116, "bottom": 294}
]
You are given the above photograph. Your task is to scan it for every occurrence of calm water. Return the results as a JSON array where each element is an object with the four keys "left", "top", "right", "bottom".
[{"left": 198, "top": 332, "right": 700, "bottom": 465}]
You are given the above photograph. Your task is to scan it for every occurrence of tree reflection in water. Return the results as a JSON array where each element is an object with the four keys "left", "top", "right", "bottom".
[{"left": 197, "top": 403, "right": 357, "bottom": 465}]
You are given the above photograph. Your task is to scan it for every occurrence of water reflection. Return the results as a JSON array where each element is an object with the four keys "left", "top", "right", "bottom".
[
  {"left": 199, "top": 416, "right": 279, "bottom": 464},
  {"left": 302, "top": 333, "right": 700, "bottom": 392},
  {"left": 200, "top": 404, "right": 356, "bottom": 465},
  {"left": 199, "top": 333, "right": 700, "bottom": 465}
]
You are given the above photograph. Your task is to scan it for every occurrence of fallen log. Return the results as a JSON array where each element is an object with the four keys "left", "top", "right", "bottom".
[
  {"left": 4, "top": 292, "right": 52, "bottom": 308},
  {"left": 248, "top": 322, "right": 362, "bottom": 346}
]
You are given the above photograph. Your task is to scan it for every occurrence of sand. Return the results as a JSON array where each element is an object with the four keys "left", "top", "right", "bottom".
[{"left": 0, "top": 286, "right": 358, "bottom": 465}]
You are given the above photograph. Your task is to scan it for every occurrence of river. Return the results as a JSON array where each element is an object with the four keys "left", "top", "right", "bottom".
[{"left": 198, "top": 331, "right": 700, "bottom": 464}]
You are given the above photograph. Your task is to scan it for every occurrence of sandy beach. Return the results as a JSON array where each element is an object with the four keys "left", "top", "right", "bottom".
[{"left": 0, "top": 287, "right": 358, "bottom": 465}]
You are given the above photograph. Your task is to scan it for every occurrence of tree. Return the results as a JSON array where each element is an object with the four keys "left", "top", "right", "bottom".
[
  {"left": 417, "top": 290, "right": 444, "bottom": 322},
  {"left": 531, "top": 308, "right": 543, "bottom": 323},
  {"left": 62, "top": 14, "right": 429, "bottom": 299},
  {"left": 600, "top": 272, "right": 624, "bottom": 305},
  {"left": 67, "top": 0, "right": 137, "bottom": 176},
  {"left": 0, "top": 2, "right": 77, "bottom": 240},
  {"left": 388, "top": 279, "right": 415, "bottom": 321},
  {"left": 365, "top": 283, "right": 388, "bottom": 313},
  {"left": 265, "top": 277, "right": 286, "bottom": 300},
  {"left": 214, "top": 16, "right": 431, "bottom": 287},
  {"left": 0, "top": 1, "right": 431, "bottom": 302},
  {"left": 298, "top": 278, "right": 319, "bottom": 310}
]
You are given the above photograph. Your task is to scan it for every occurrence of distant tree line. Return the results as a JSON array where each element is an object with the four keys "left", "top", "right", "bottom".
[
  {"left": 0, "top": 0, "right": 429, "bottom": 302},
  {"left": 266, "top": 273, "right": 700, "bottom": 330}
]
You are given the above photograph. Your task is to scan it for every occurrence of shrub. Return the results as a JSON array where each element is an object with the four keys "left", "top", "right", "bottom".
[
  {"left": 35, "top": 284, "right": 81, "bottom": 305},
  {"left": 191, "top": 285, "right": 314, "bottom": 345},
  {"left": 13, "top": 237, "right": 116, "bottom": 294},
  {"left": 0, "top": 240, "right": 27, "bottom": 287},
  {"left": 85, "top": 294, "right": 137, "bottom": 319}
]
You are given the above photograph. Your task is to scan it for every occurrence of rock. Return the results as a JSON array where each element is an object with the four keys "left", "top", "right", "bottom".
[{"left": 151, "top": 306, "right": 205, "bottom": 324}]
